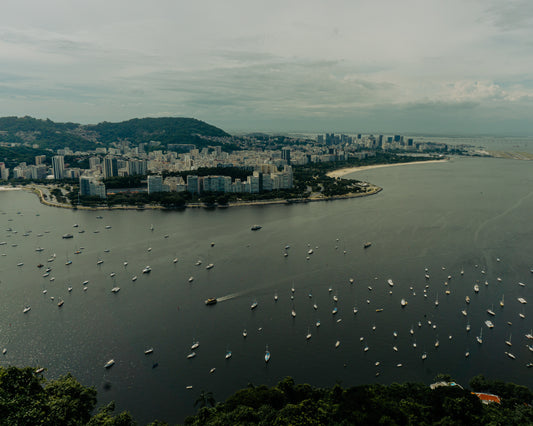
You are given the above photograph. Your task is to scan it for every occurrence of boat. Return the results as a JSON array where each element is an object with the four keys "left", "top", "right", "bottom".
[
  {"left": 188, "top": 276, "right": 194, "bottom": 283},
  {"left": 35, "top": 247, "right": 44, "bottom": 252},
  {"left": 274, "top": 292, "right": 278, "bottom": 301},
  {"left": 105, "top": 225, "right": 112, "bottom": 229},
  {"left": 487, "top": 306, "right": 496, "bottom": 316},
  {"left": 387, "top": 279, "right": 394, "bottom": 287},
  {"left": 500, "top": 295, "right": 504, "bottom": 307},
  {"left": 23, "top": 306, "right": 31, "bottom": 313},
  {"left": 474, "top": 284, "right": 479, "bottom": 293},
  {"left": 527, "top": 363, "right": 533, "bottom": 368},
  {"left": 251, "top": 225, "right": 262, "bottom": 231},
  {"left": 144, "top": 348, "right": 154, "bottom": 355},
  {"left": 132, "top": 276, "right": 137, "bottom": 281},
  {"left": 519, "top": 282, "right": 526, "bottom": 287},
  {"left": 332, "top": 307, "right": 338, "bottom": 315},
  {"left": 526, "top": 330, "right": 533, "bottom": 340},
  {"left": 96, "top": 259, "right": 104, "bottom": 265},
  {"left": 243, "top": 329, "right": 247, "bottom": 338},
  {"left": 505, "top": 352, "right": 516, "bottom": 360},
  {"left": 225, "top": 350, "right": 232, "bottom": 359},
  {"left": 104, "top": 359, "right": 115, "bottom": 369},
  {"left": 477, "top": 328, "right": 483, "bottom": 344},
  {"left": 335, "top": 340, "right": 340, "bottom": 348},
  {"left": 57, "top": 299, "right": 64, "bottom": 307},
  {"left": 265, "top": 346, "right": 270, "bottom": 362},
  {"left": 364, "top": 242, "right": 372, "bottom": 248},
  {"left": 485, "top": 320, "right": 494, "bottom": 329},
  {"left": 205, "top": 298, "right": 217, "bottom": 306},
  {"left": 518, "top": 297, "right": 527, "bottom": 304},
  {"left": 316, "top": 320, "right": 321, "bottom": 327},
  {"left": 353, "top": 307, "right": 358, "bottom": 314},
  {"left": 142, "top": 266, "right": 151, "bottom": 274},
  {"left": 306, "top": 329, "right": 312, "bottom": 340},
  {"left": 422, "top": 352, "right": 427, "bottom": 360},
  {"left": 393, "top": 346, "right": 398, "bottom": 352},
  {"left": 173, "top": 258, "right": 178, "bottom": 263},
  {"left": 62, "top": 234, "right": 73, "bottom": 239},
  {"left": 250, "top": 301, "right": 258, "bottom": 310},
  {"left": 466, "top": 322, "right": 471, "bottom": 332},
  {"left": 376, "top": 308, "right": 384, "bottom": 312},
  {"left": 401, "top": 298, "right": 407, "bottom": 307},
  {"left": 435, "top": 339, "right": 440, "bottom": 348},
  {"left": 187, "top": 352, "right": 196, "bottom": 359},
  {"left": 195, "top": 260, "right": 202, "bottom": 266},
  {"left": 110, "top": 272, "right": 116, "bottom": 277},
  {"left": 82, "top": 280, "right": 89, "bottom": 285},
  {"left": 150, "top": 224, "right": 154, "bottom": 231},
  {"left": 111, "top": 287, "right": 120, "bottom": 293},
  {"left": 465, "top": 351, "right": 470, "bottom": 358},
  {"left": 209, "top": 368, "right": 216, "bottom": 373},
  {"left": 332, "top": 294, "right": 338, "bottom": 302},
  {"left": 68, "top": 287, "right": 72, "bottom": 292},
  {"left": 291, "top": 309, "right": 296, "bottom": 318},
  {"left": 435, "top": 295, "right": 439, "bottom": 306},
  {"left": 314, "top": 303, "right": 318, "bottom": 310},
  {"left": 505, "top": 334, "right": 512, "bottom": 346},
  {"left": 35, "top": 367, "right": 44, "bottom": 374},
  {"left": 191, "top": 341, "right": 200, "bottom": 350}
]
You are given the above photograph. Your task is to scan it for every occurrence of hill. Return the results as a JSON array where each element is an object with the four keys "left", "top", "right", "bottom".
[{"left": 0, "top": 116, "right": 231, "bottom": 151}]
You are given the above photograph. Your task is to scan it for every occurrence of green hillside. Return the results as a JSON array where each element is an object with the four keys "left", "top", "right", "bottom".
[{"left": 0, "top": 116, "right": 231, "bottom": 151}]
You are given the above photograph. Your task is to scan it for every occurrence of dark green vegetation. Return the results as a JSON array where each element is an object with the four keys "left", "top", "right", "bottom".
[
  {"left": 184, "top": 375, "right": 533, "bottom": 426},
  {"left": 0, "top": 116, "right": 230, "bottom": 151},
  {"left": 1, "top": 367, "right": 531, "bottom": 425},
  {"left": 0, "top": 145, "right": 51, "bottom": 168}
]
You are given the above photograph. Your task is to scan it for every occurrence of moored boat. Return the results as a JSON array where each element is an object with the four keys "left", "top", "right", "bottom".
[
  {"left": 104, "top": 359, "right": 115, "bottom": 368},
  {"left": 205, "top": 298, "right": 217, "bottom": 306}
]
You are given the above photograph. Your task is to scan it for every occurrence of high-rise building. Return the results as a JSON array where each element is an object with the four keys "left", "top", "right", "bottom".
[
  {"left": 0, "top": 163, "right": 9, "bottom": 180},
  {"left": 79, "top": 176, "right": 106, "bottom": 198},
  {"left": 186, "top": 175, "right": 200, "bottom": 194},
  {"left": 281, "top": 147, "right": 291, "bottom": 165},
  {"left": 52, "top": 155, "right": 65, "bottom": 179},
  {"left": 103, "top": 157, "right": 118, "bottom": 179},
  {"left": 147, "top": 175, "right": 169, "bottom": 194},
  {"left": 35, "top": 155, "right": 46, "bottom": 165}
]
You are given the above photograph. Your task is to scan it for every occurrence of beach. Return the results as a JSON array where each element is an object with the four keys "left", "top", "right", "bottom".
[{"left": 326, "top": 159, "right": 448, "bottom": 178}]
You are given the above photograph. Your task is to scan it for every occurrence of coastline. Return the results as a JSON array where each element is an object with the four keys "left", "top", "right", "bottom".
[
  {"left": 326, "top": 159, "right": 448, "bottom": 178},
  {"left": 12, "top": 158, "right": 448, "bottom": 210}
]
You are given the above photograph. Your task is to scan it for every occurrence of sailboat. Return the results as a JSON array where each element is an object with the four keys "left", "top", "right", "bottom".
[
  {"left": 466, "top": 321, "right": 471, "bottom": 332},
  {"left": 476, "top": 328, "right": 483, "bottom": 344},
  {"left": 505, "top": 334, "right": 512, "bottom": 346},
  {"left": 500, "top": 295, "right": 504, "bottom": 307},
  {"left": 435, "top": 295, "right": 439, "bottom": 307},
  {"left": 264, "top": 345, "right": 270, "bottom": 362},
  {"left": 306, "top": 328, "right": 312, "bottom": 340}
]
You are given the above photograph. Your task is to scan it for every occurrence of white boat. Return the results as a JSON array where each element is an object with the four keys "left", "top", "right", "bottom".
[
  {"left": 393, "top": 346, "right": 398, "bottom": 352},
  {"left": 191, "top": 341, "right": 200, "bottom": 350},
  {"left": 307, "top": 249, "right": 313, "bottom": 255},
  {"left": 111, "top": 287, "right": 120, "bottom": 293},
  {"left": 195, "top": 260, "right": 202, "bottom": 266},
  {"left": 505, "top": 334, "right": 512, "bottom": 346},
  {"left": 487, "top": 306, "right": 496, "bottom": 316},
  {"left": 393, "top": 331, "right": 398, "bottom": 338},
  {"left": 409, "top": 326, "right": 414, "bottom": 335},
  {"left": 518, "top": 297, "right": 527, "bottom": 304},
  {"left": 401, "top": 298, "right": 407, "bottom": 307},
  {"left": 187, "top": 352, "right": 196, "bottom": 359},
  {"left": 264, "top": 346, "right": 270, "bottom": 362},
  {"left": 353, "top": 307, "right": 358, "bottom": 314},
  {"left": 462, "top": 310, "right": 467, "bottom": 316},
  {"left": 314, "top": 304, "right": 318, "bottom": 310},
  {"left": 435, "top": 339, "right": 440, "bottom": 348},
  {"left": 274, "top": 292, "right": 278, "bottom": 301},
  {"left": 132, "top": 276, "right": 137, "bottom": 281},
  {"left": 209, "top": 368, "right": 216, "bottom": 373},
  {"left": 142, "top": 266, "right": 151, "bottom": 274},
  {"left": 332, "top": 307, "right": 338, "bottom": 315},
  {"left": 500, "top": 295, "right": 504, "bottom": 307},
  {"left": 68, "top": 287, "right": 72, "bottom": 292},
  {"left": 291, "top": 309, "right": 296, "bottom": 318},
  {"left": 144, "top": 348, "right": 154, "bottom": 355},
  {"left": 466, "top": 322, "right": 471, "bottom": 332},
  {"left": 363, "top": 345, "right": 369, "bottom": 352},
  {"left": 225, "top": 350, "right": 232, "bottom": 359},
  {"left": 110, "top": 272, "right": 116, "bottom": 277},
  {"left": 519, "top": 282, "right": 526, "bottom": 287},
  {"left": 434, "top": 295, "right": 439, "bottom": 306},
  {"left": 477, "top": 328, "right": 483, "bottom": 344},
  {"left": 465, "top": 296, "right": 470, "bottom": 304},
  {"left": 387, "top": 279, "right": 394, "bottom": 287},
  {"left": 206, "top": 263, "right": 214, "bottom": 270},
  {"left": 173, "top": 258, "right": 178, "bottom": 263},
  {"left": 124, "top": 261, "right": 128, "bottom": 266},
  {"left": 505, "top": 352, "right": 516, "bottom": 360},
  {"left": 188, "top": 276, "right": 194, "bottom": 283},
  {"left": 474, "top": 284, "right": 479, "bottom": 293},
  {"left": 96, "top": 259, "right": 104, "bottom": 265},
  {"left": 243, "top": 329, "right": 247, "bottom": 338},
  {"left": 526, "top": 330, "right": 533, "bottom": 340},
  {"left": 335, "top": 340, "right": 340, "bottom": 348},
  {"left": 316, "top": 320, "right": 321, "bottom": 327},
  {"left": 465, "top": 351, "right": 470, "bottom": 358},
  {"left": 23, "top": 306, "right": 31, "bottom": 313},
  {"left": 306, "top": 329, "right": 311, "bottom": 340},
  {"left": 250, "top": 301, "right": 258, "bottom": 310},
  {"left": 422, "top": 352, "right": 427, "bottom": 360},
  {"left": 57, "top": 299, "right": 64, "bottom": 307},
  {"left": 485, "top": 320, "right": 494, "bottom": 329},
  {"left": 332, "top": 294, "right": 338, "bottom": 302},
  {"left": 104, "top": 359, "right": 115, "bottom": 368}
]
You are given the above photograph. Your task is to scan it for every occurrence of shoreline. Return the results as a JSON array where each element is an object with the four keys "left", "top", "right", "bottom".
[
  {"left": 326, "top": 159, "right": 448, "bottom": 178},
  {"left": 10, "top": 158, "right": 448, "bottom": 210}
]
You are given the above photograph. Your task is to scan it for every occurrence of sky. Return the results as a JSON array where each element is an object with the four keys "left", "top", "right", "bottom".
[{"left": 1, "top": 0, "right": 533, "bottom": 135}]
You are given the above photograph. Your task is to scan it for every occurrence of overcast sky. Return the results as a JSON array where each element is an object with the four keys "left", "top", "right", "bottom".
[{"left": 1, "top": 0, "right": 533, "bottom": 134}]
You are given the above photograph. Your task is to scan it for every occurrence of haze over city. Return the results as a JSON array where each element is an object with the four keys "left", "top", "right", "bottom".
[{"left": 1, "top": 0, "right": 533, "bottom": 134}]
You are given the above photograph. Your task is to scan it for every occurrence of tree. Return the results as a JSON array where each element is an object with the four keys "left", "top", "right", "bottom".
[{"left": 194, "top": 390, "right": 216, "bottom": 409}]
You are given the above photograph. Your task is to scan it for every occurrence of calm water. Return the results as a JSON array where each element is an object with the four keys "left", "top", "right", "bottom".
[{"left": 1, "top": 156, "right": 533, "bottom": 424}]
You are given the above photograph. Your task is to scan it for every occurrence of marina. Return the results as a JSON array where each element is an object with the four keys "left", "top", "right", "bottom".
[{"left": 0, "top": 155, "right": 532, "bottom": 423}]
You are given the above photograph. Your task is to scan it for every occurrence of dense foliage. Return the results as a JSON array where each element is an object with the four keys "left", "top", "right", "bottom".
[
  {"left": 0, "top": 116, "right": 230, "bottom": 151},
  {"left": 0, "top": 145, "right": 52, "bottom": 168},
  {"left": 184, "top": 376, "right": 533, "bottom": 426}
]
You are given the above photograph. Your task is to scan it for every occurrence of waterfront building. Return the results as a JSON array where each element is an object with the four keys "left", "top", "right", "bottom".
[
  {"left": 147, "top": 175, "right": 169, "bottom": 194},
  {"left": 79, "top": 175, "right": 106, "bottom": 198},
  {"left": 103, "top": 157, "right": 118, "bottom": 178},
  {"left": 52, "top": 155, "right": 65, "bottom": 179},
  {"left": 0, "top": 163, "right": 8, "bottom": 180},
  {"left": 30, "top": 164, "right": 49, "bottom": 180},
  {"left": 187, "top": 175, "right": 200, "bottom": 194}
]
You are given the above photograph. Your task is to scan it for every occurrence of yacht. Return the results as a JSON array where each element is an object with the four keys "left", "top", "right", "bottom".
[
  {"left": 485, "top": 320, "right": 494, "bottom": 329},
  {"left": 274, "top": 292, "right": 278, "bottom": 301},
  {"left": 96, "top": 259, "right": 104, "bottom": 265},
  {"left": 393, "top": 331, "right": 398, "bottom": 338},
  {"left": 313, "top": 303, "right": 318, "bottom": 310},
  {"left": 306, "top": 329, "right": 312, "bottom": 340},
  {"left": 206, "top": 263, "right": 214, "bottom": 270},
  {"left": 132, "top": 276, "right": 137, "bottom": 282},
  {"left": 526, "top": 330, "right": 533, "bottom": 340},
  {"left": 434, "top": 295, "right": 439, "bottom": 306},
  {"left": 505, "top": 352, "right": 516, "bottom": 360},
  {"left": 462, "top": 310, "right": 467, "bottom": 316},
  {"left": 191, "top": 341, "right": 200, "bottom": 350},
  {"left": 466, "top": 322, "right": 471, "bottom": 332},
  {"left": 110, "top": 272, "right": 116, "bottom": 277},
  {"left": 474, "top": 284, "right": 479, "bottom": 293},
  {"left": 353, "top": 307, "right": 358, "bottom": 314},
  {"left": 335, "top": 340, "right": 340, "bottom": 348},
  {"left": 465, "top": 296, "right": 470, "bottom": 304},
  {"left": 142, "top": 266, "right": 151, "bottom": 273},
  {"left": 144, "top": 348, "right": 154, "bottom": 355},
  {"left": 465, "top": 351, "right": 470, "bottom": 358},
  {"left": 316, "top": 320, "right": 321, "bottom": 327},
  {"left": 409, "top": 326, "right": 414, "bottom": 335},
  {"left": 225, "top": 350, "right": 232, "bottom": 359},
  {"left": 264, "top": 346, "right": 270, "bottom": 362},
  {"left": 173, "top": 258, "right": 178, "bottom": 263},
  {"left": 519, "top": 282, "right": 526, "bottom": 287},
  {"left": 242, "top": 329, "right": 247, "bottom": 338},
  {"left": 477, "top": 328, "right": 483, "bottom": 344},
  {"left": 111, "top": 287, "right": 120, "bottom": 293},
  {"left": 363, "top": 345, "right": 369, "bottom": 352},
  {"left": 209, "top": 368, "right": 216, "bottom": 373},
  {"left": 500, "top": 295, "right": 505, "bottom": 307},
  {"left": 364, "top": 242, "right": 372, "bottom": 248},
  {"left": 332, "top": 307, "right": 338, "bottom": 315},
  {"left": 57, "top": 299, "right": 64, "bottom": 307},
  {"left": 291, "top": 309, "right": 296, "bottom": 318},
  {"left": 250, "top": 300, "right": 258, "bottom": 310},
  {"left": 401, "top": 298, "right": 407, "bottom": 307},
  {"left": 505, "top": 334, "right": 512, "bottom": 346},
  {"left": 387, "top": 279, "right": 394, "bottom": 287},
  {"left": 188, "top": 276, "right": 194, "bottom": 283},
  {"left": 435, "top": 339, "right": 440, "bottom": 348},
  {"left": 487, "top": 306, "right": 496, "bottom": 316},
  {"left": 393, "top": 346, "right": 398, "bottom": 352},
  {"left": 187, "top": 352, "right": 196, "bottom": 359},
  {"left": 517, "top": 297, "right": 527, "bottom": 304},
  {"left": 23, "top": 306, "right": 31, "bottom": 313},
  {"left": 422, "top": 352, "right": 427, "bottom": 360},
  {"left": 104, "top": 359, "right": 115, "bottom": 368}
]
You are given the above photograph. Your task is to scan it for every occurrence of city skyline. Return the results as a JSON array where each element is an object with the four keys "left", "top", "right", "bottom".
[{"left": 1, "top": 1, "right": 533, "bottom": 135}]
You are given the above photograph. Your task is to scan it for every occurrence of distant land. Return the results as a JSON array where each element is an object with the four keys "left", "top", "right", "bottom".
[{"left": 0, "top": 116, "right": 230, "bottom": 151}]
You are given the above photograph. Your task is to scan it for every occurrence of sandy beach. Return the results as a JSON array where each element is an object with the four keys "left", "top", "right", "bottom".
[
  {"left": 0, "top": 186, "right": 21, "bottom": 191},
  {"left": 326, "top": 159, "right": 448, "bottom": 178}
]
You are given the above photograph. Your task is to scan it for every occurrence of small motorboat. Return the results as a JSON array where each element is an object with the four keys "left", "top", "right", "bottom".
[{"left": 104, "top": 359, "right": 115, "bottom": 369}]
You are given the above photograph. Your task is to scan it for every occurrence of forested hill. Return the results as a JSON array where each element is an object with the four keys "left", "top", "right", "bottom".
[{"left": 0, "top": 116, "right": 230, "bottom": 151}]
